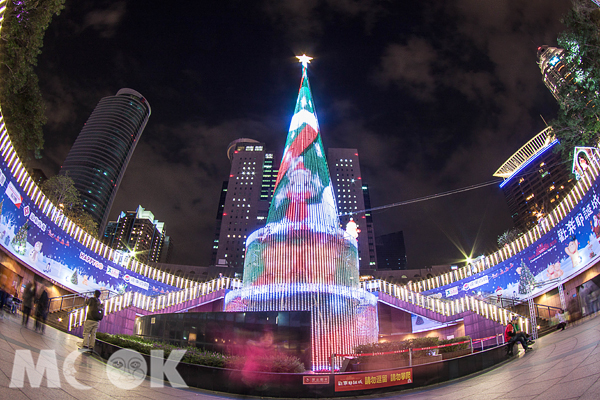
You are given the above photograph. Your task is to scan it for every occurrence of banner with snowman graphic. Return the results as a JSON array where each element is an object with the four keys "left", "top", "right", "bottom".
[{"left": 0, "top": 158, "right": 175, "bottom": 296}]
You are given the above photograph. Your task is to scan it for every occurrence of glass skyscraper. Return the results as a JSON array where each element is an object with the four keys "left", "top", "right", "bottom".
[{"left": 60, "top": 88, "right": 151, "bottom": 234}]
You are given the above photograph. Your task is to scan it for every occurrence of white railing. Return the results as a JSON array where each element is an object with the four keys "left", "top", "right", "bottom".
[
  {"left": 68, "top": 277, "right": 242, "bottom": 330},
  {"left": 361, "top": 279, "right": 529, "bottom": 333}
]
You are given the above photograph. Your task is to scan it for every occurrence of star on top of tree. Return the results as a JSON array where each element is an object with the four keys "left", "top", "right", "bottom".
[{"left": 296, "top": 54, "right": 313, "bottom": 68}]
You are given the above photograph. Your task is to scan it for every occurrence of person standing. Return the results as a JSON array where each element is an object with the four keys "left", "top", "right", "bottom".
[
  {"left": 21, "top": 281, "right": 37, "bottom": 327},
  {"left": 81, "top": 290, "right": 103, "bottom": 351},
  {"left": 0, "top": 284, "right": 7, "bottom": 319},
  {"left": 35, "top": 286, "right": 49, "bottom": 333}
]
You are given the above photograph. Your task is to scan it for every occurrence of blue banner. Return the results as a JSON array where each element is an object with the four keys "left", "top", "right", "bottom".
[
  {"left": 423, "top": 180, "right": 600, "bottom": 302},
  {"left": 0, "top": 158, "right": 175, "bottom": 296}
]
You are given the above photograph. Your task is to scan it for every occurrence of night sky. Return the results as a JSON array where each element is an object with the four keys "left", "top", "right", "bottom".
[{"left": 29, "top": 0, "right": 574, "bottom": 269}]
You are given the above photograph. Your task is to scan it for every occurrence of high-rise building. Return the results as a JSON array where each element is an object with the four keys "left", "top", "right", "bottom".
[
  {"left": 537, "top": 45, "right": 573, "bottom": 101},
  {"left": 376, "top": 231, "right": 407, "bottom": 270},
  {"left": 327, "top": 148, "right": 377, "bottom": 271},
  {"left": 159, "top": 235, "right": 173, "bottom": 264},
  {"left": 60, "top": 88, "right": 151, "bottom": 234},
  {"left": 211, "top": 139, "right": 278, "bottom": 271},
  {"left": 494, "top": 127, "right": 575, "bottom": 231},
  {"left": 102, "top": 205, "right": 166, "bottom": 264},
  {"left": 362, "top": 183, "right": 378, "bottom": 267}
]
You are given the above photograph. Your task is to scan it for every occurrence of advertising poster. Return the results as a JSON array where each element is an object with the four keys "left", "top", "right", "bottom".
[
  {"left": 0, "top": 159, "right": 175, "bottom": 296},
  {"left": 411, "top": 314, "right": 453, "bottom": 333},
  {"left": 422, "top": 180, "right": 600, "bottom": 302},
  {"left": 334, "top": 368, "right": 413, "bottom": 392}
]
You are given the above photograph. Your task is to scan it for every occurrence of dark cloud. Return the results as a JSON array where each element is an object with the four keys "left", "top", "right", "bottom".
[
  {"left": 82, "top": 2, "right": 127, "bottom": 38},
  {"left": 32, "top": 0, "right": 574, "bottom": 269},
  {"left": 374, "top": 39, "right": 438, "bottom": 100}
]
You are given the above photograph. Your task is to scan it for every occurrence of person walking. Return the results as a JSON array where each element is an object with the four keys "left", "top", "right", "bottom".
[
  {"left": 80, "top": 290, "right": 104, "bottom": 352},
  {"left": 21, "top": 281, "right": 37, "bottom": 327},
  {"left": 556, "top": 309, "right": 567, "bottom": 331},
  {"left": 35, "top": 286, "right": 49, "bottom": 333}
]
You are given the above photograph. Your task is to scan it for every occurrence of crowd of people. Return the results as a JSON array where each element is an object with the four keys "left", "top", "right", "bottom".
[
  {"left": 21, "top": 281, "right": 51, "bottom": 333},
  {"left": 0, "top": 280, "right": 50, "bottom": 333}
]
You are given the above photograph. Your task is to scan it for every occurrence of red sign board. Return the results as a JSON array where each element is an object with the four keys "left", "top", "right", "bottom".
[
  {"left": 334, "top": 368, "right": 413, "bottom": 392},
  {"left": 303, "top": 375, "right": 330, "bottom": 385}
]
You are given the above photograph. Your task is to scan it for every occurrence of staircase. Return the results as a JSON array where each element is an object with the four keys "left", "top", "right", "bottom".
[
  {"left": 67, "top": 277, "right": 242, "bottom": 331},
  {"left": 361, "top": 279, "right": 531, "bottom": 334},
  {"left": 60, "top": 277, "right": 527, "bottom": 339},
  {"left": 46, "top": 309, "right": 71, "bottom": 331},
  {"left": 46, "top": 289, "right": 118, "bottom": 332}
]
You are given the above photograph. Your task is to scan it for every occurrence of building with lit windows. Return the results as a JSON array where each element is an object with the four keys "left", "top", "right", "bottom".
[
  {"left": 102, "top": 205, "right": 166, "bottom": 264},
  {"left": 328, "top": 148, "right": 377, "bottom": 271},
  {"left": 211, "top": 139, "right": 278, "bottom": 272},
  {"left": 494, "top": 127, "right": 575, "bottom": 231},
  {"left": 537, "top": 45, "right": 573, "bottom": 101},
  {"left": 376, "top": 231, "right": 407, "bottom": 270},
  {"left": 60, "top": 88, "right": 151, "bottom": 234}
]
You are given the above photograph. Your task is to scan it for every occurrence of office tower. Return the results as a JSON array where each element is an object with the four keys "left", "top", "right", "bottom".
[
  {"left": 211, "top": 181, "right": 229, "bottom": 264},
  {"left": 494, "top": 127, "right": 575, "bottom": 231},
  {"left": 225, "top": 56, "right": 378, "bottom": 371},
  {"left": 102, "top": 205, "right": 166, "bottom": 264},
  {"left": 361, "top": 183, "right": 378, "bottom": 269},
  {"left": 537, "top": 46, "right": 573, "bottom": 101},
  {"left": 159, "top": 236, "right": 173, "bottom": 264},
  {"left": 376, "top": 231, "right": 407, "bottom": 270},
  {"left": 212, "top": 139, "right": 278, "bottom": 271},
  {"left": 327, "top": 148, "right": 377, "bottom": 271},
  {"left": 60, "top": 88, "right": 151, "bottom": 234}
]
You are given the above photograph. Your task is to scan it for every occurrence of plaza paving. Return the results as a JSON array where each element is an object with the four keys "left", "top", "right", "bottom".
[{"left": 0, "top": 310, "right": 599, "bottom": 400}]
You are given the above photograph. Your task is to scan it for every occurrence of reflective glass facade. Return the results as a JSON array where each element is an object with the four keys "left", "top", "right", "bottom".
[{"left": 61, "top": 89, "right": 151, "bottom": 234}]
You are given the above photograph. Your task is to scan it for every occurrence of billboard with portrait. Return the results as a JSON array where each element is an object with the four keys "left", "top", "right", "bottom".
[{"left": 422, "top": 178, "right": 600, "bottom": 302}]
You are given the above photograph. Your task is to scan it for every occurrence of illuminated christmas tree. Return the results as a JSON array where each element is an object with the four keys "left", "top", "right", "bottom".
[
  {"left": 225, "top": 55, "right": 378, "bottom": 370},
  {"left": 518, "top": 259, "right": 535, "bottom": 295},
  {"left": 11, "top": 220, "right": 30, "bottom": 255},
  {"left": 71, "top": 270, "right": 78, "bottom": 285}
]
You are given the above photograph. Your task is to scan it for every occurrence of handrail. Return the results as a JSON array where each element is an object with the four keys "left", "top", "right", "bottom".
[
  {"left": 68, "top": 276, "right": 243, "bottom": 331},
  {"left": 361, "top": 279, "right": 529, "bottom": 333},
  {"left": 533, "top": 303, "right": 563, "bottom": 321},
  {"left": 534, "top": 303, "right": 562, "bottom": 311},
  {"left": 484, "top": 295, "right": 525, "bottom": 309},
  {"left": 49, "top": 289, "right": 119, "bottom": 313},
  {"left": 331, "top": 334, "right": 504, "bottom": 372}
]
